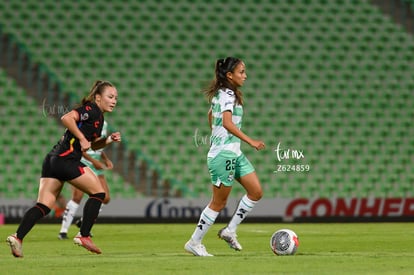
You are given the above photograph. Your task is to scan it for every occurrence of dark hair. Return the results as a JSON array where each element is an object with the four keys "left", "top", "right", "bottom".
[
  {"left": 81, "top": 80, "right": 114, "bottom": 105},
  {"left": 203, "top": 57, "right": 244, "bottom": 105}
]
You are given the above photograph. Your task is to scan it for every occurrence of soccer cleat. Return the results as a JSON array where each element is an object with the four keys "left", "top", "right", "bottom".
[
  {"left": 184, "top": 240, "right": 213, "bottom": 256},
  {"left": 6, "top": 234, "right": 23, "bottom": 258},
  {"left": 58, "top": 232, "right": 68, "bottom": 240},
  {"left": 218, "top": 227, "right": 242, "bottom": 251},
  {"left": 73, "top": 233, "right": 101, "bottom": 254}
]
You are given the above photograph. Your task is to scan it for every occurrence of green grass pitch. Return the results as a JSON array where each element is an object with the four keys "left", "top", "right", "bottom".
[{"left": 1, "top": 223, "right": 413, "bottom": 274}]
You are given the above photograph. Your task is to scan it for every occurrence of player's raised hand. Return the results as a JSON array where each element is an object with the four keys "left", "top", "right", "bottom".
[{"left": 109, "top": 132, "right": 121, "bottom": 143}]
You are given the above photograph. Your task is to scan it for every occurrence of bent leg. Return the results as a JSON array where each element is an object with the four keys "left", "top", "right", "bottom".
[
  {"left": 69, "top": 169, "right": 105, "bottom": 237},
  {"left": 237, "top": 171, "right": 263, "bottom": 201},
  {"left": 189, "top": 184, "right": 231, "bottom": 245},
  {"left": 208, "top": 184, "right": 232, "bottom": 212},
  {"left": 16, "top": 178, "right": 63, "bottom": 240},
  {"left": 69, "top": 167, "right": 104, "bottom": 195},
  {"left": 98, "top": 175, "right": 111, "bottom": 204},
  {"left": 226, "top": 172, "right": 263, "bottom": 233}
]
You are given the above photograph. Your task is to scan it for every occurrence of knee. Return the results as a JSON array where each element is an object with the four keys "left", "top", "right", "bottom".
[
  {"left": 248, "top": 189, "right": 263, "bottom": 202},
  {"left": 72, "top": 197, "right": 83, "bottom": 204},
  {"left": 103, "top": 195, "right": 111, "bottom": 204},
  {"left": 72, "top": 191, "right": 84, "bottom": 203},
  {"left": 90, "top": 192, "right": 106, "bottom": 201},
  {"left": 209, "top": 199, "right": 227, "bottom": 212}
]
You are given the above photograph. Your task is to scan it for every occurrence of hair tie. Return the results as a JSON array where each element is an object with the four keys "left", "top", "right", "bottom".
[{"left": 217, "top": 58, "right": 225, "bottom": 67}]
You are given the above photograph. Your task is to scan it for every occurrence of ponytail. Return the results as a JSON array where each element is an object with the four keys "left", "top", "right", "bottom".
[{"left": 203, "top": 57, "right": 244, "bottom": 105}]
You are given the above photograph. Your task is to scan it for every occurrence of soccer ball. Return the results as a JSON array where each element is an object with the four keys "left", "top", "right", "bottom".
[{"left": 270, "top": 229, "right": 299, "bottom": 255}]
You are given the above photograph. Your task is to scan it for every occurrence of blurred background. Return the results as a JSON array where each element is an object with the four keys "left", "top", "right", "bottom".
[{"left": 0, "top": 0, "right": 413, "bottom": 220}]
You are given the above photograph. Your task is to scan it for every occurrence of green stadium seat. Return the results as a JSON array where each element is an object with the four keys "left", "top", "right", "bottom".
[{"left": 1, "top": 0, "right": 414, "bottom": 199}]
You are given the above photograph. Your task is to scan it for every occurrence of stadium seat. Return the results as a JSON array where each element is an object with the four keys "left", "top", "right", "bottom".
[{"left": 1, "top": 0, "right": 414, "bottom": 198}]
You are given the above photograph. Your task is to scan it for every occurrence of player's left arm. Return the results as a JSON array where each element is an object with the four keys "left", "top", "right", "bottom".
[
  {"left": 91, "top": 132, "right": 121, "bottom": 150},
  {"left": 82, "top": 151, "right": 106, "bottom": 170},
  {"left": 100, "top": 151, "right": 113, "bottom": 170},
  {"left": 222, "top": 111, "right": 265, "bottom": 151}
]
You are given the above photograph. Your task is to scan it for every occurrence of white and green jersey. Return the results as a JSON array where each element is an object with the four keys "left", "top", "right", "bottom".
[
  {"left": 81, "top": 120, "right": 108, "bottom": 167},
  {"left": 208, "top": 88, "right": 243, "bottom": 158}
]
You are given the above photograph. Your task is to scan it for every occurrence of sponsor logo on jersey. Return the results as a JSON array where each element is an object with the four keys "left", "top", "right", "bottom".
[{"left": 80, "top": 113, "right": 89, "bottom": 121}]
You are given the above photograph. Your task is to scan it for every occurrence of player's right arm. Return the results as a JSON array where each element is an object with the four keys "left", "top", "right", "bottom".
[
  {"left": 222, "top": 110, "right": 265, "bottom": 151},
  {"left": 91, "top": 132, "right": 121, "bottom": 150},
  {"left": 61, "top": 110, "right": 90, "bottom": 151}
]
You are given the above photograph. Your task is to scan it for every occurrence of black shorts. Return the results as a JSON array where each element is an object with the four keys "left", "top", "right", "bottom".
[{"left": 41, "top": 153, "right": 86, "bottom": 182}]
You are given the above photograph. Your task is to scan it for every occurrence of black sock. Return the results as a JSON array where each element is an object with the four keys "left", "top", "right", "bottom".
[
  {"left": 80, "top": 193, "right": 105, "bottom": 237},
  {"left": 16, "top": 203, "right": 50, "bottom": 240}
]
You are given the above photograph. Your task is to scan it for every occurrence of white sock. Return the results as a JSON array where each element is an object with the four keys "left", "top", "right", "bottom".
[
  {"left": 59, "top": 200, "right": 79, "bottom": 234},
  {"left": 227, "top": 195, "right": 258, "bottom": 233},
  {"left": 190, "top": 206, "right": 219, "bottom": 243}
]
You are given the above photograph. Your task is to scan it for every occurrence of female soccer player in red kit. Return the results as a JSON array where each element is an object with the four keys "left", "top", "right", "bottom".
[{"left": 6, "top": 80, "right": 121, "bottom": 257}]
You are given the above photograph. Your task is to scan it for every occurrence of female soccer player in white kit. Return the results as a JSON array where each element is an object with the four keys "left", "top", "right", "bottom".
[{"left": 185, "top": 57, "right": 265, "bottom": 256}]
